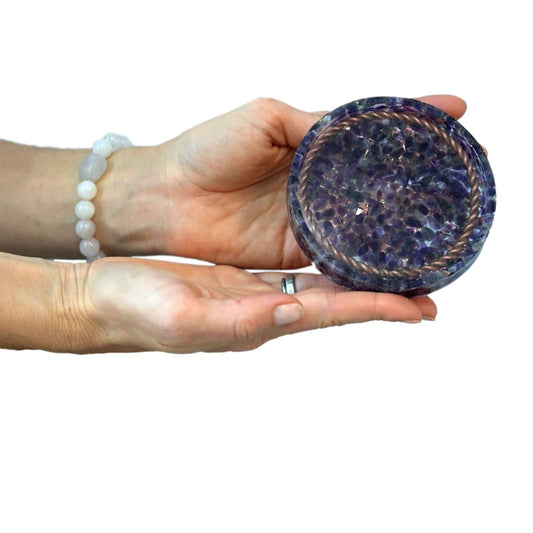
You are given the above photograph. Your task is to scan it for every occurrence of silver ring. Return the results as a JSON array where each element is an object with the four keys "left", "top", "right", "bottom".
[{"left": 280, "top": 274, "right": 296, "bottom": 294}]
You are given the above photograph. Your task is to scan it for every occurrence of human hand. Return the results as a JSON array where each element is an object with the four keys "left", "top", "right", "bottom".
[
  {"left": 153, "top": 95, "right": 468, "bottom": 269},
  {"left": 69, "top": 257, "right": 437, "bottom": 354},
  {"left": 0, "top": 95, "right": 469, "bottom": 264}
]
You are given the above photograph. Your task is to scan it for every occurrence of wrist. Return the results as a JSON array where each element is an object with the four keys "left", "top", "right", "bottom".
[
  {"left": 0, "top": 253, "right": 108, "bottom": 353},
  {"left": 0, "top": 141, "right": 171, "bottom": 259},
  {"left": 50, "top": 261, "right": 111, "bottom": 353},
  {"left": 94, "top": 144, "right": 170, "bottom": 257}
]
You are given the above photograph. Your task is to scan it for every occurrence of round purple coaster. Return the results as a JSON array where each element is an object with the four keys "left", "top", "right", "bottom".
[{"left": 287, "top": 97, "right": 496, "bottom": 296}]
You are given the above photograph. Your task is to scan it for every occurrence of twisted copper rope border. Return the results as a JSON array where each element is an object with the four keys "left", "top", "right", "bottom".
[{"left": 297, "top": 110, "right": 482, "bottom": 278}]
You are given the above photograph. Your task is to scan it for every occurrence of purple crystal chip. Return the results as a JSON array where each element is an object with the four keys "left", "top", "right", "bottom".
[{"left": 287, "top": 96, "right": 496, "bottom": 296}]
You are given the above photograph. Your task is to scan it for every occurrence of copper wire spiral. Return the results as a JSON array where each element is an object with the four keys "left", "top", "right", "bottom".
[{"left": 297, "top": 110, "right": 482, "bottom": 278}]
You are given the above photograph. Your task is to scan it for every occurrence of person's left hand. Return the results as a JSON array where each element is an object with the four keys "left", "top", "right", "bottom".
[
  {"left": 72, "top": 256, "right": 437, "bottom": 354},
  {"left": 153, "top": 95, "right": 468, "bottom": 269}
]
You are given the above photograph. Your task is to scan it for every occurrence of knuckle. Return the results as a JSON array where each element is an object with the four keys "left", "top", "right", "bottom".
[
  {"left": 250, "top": 96, "right": 282, "bottom": 114},
  {"left": 318, "top": 292, "right": 340, "bottom": 329},
  {"left": 369, "top": 292, "right": 388, "bottom": 321},
  {"left": 254, "top": 96, "right": 281, "bottom": 107},
  {"left": 360, "top": 292, "right": 387, "bottom": 322},
  {"left": 322, "top": 292, "right": 336, "bottom": 327},
  {"left": 369, "top": 292, "right": 380, "bottom": 320},
  {"left": 233, "top": 313, "right": 262, "bottom": 343}
]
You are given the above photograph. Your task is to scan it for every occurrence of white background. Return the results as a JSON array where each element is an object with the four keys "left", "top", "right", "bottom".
[{"left": 0, "top": 1, "right": 531, "bottom": 531}]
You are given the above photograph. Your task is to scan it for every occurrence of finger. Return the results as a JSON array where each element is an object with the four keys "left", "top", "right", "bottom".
[
  {"left": 199, "top": 284, "right": 436, "bottom": 351},
  {"left": 198, "top": 291, "right": 305, "bottom": 348},
  {"left": 283, "top": 290, "right": 425, "bottom": 335},
  {"left": 256, "top": 271, "right": 437, "bottom": 318},
  {"left": 216, "top": 289, "right": 425, "bottom": 351},
  {"left": 279, "top": 103, "right": 330, "bottom": 148},
  {"left": 280, "top": 94, "right": 468, "bottom": 149},
  {"left": 416, "top": 94, "right": 467, "bottom": 120},
  {"left": 410, "top": 295, "right": 438, "bottom": 320},
  {"left": 417, "top": 95, "right": 487, "bottom": 155},
  {"left": 254, "top": 271, "right": 340, "bottom": 292},
  {"left": 313, "top": 97, "right": 467, "bottom": 121}
]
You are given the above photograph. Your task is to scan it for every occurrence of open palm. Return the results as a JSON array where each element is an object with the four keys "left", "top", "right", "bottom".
[
  {"left": 159, "top": 95, "right": 468, "bottom": 269},
  {"left": 84, "top": 257, "right": 436, "bottom": 353}
]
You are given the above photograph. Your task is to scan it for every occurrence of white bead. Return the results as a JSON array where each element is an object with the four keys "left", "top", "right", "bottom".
[
  {"left": 118, "top": 136, "right": 133, "bottom": 149},
  {"left": 104, "top": 133, "right": 122, "bottom": 151},
  {"left": 104, "top": 133, "right": 133, "bottom": 151},
  {"left": 75, "top": 219, "right": 96, "bottom": 239},
  {"left": 77, "top": 180, "right": 98, "bottom": 200},
  {"left": 75, "top": 200, "right": 95, "bottom": 220},
  {"left": 80, "top": 237, "right": 100, "bottom": 258},
  {"left": 79, "top": 153, "right": 107, "bottom": 182},
  {"left": 87, "top": 251, "right": 106, "bottom": 263},
  {"left": 92, "top": 138, "right": 113, "bottom": 157}
]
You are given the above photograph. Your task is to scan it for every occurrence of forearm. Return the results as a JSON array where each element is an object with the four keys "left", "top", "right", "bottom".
[
  {"left": 0, "top": 251, "right": 107, "bottom": 352},
  {"left": 0, "top": 140, "right": 168, "bottom": 258}
]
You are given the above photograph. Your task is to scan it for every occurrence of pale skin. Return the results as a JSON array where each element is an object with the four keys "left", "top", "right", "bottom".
[{"left": 0, "top": 95, "right": 470, "bottom": 353}]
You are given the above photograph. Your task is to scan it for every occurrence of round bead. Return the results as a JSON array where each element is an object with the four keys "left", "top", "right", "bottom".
[
  {"left": 87, "top": 251, "right": 106, "bottom": 263},
  {"left": 77, "top": 180, "right": 98, "bottom": 200},
  {"left": 104, "top": 133, "right": 133, "bottom": 151},
  {"left": 119, "top": 136, "right": 133, "bottom": 149},
  {"left": 79, "top": 238, "right": 100, "bottom": 258},
  {"left": 79, "top": 153, "right": 107, "bottom": 182},
  {"left": 92, "top": 138, "right": 113, "bottom": 158},
  {"left": 75, "top": 219, "right": 96, "bottom": 239},
  {"left": 75, "top": 200, "right": 95, "bottom": 220}
]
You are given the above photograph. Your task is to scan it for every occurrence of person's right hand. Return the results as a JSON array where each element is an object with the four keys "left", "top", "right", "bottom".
[
  {"left": 91, "top": 95, "right": 469, "bottom": 269},
  {"left": 153, "top": 95, "right": 468, "bottom": 269},
  {"left": 68, "top": 257, "right": 437, "bottom": 354}
]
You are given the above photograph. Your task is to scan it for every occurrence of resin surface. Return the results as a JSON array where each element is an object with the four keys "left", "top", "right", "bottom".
[{"left": 287, "top": 97, "right": 496, "bottom": 296}]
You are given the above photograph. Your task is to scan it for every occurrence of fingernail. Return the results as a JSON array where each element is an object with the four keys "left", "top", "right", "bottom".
[
  {"left": 274, "top": 303, "right": 303, "bottom": 325},
  {"left": 423, "top": 315, "right": 436, "bottom": 321},
  {"left": 402, "top": 319, "right": 421, "bottom": 324}
]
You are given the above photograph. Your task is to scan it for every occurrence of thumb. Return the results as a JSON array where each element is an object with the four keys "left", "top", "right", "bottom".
[
  {"left": 204, "top": 292, "right": 304, "bottom": 346},
  {"left": 279, "top": 103, "right": 330, "bottom": 148}
]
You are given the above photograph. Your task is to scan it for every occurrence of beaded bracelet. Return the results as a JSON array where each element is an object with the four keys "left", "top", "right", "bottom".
[{"left": 74, "top": 133, "right": 132, "bottom": 262}]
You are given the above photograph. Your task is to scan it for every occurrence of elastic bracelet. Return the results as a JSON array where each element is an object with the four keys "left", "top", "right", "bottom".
[{"left": 74, "top": 133, "right": 132, "bottom": 262}]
